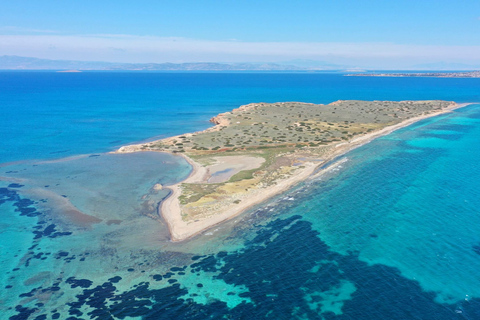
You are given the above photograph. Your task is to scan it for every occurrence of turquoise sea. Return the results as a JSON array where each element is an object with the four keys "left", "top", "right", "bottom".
[{"left": 1, "top": 72, "right": 480, "bottom": 319}]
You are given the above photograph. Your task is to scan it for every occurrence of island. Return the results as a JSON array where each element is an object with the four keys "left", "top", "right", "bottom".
[
  {"left": 117, "top": 100, "right": 464, "bottom": 241},
  {"left": 346, "top": 71, "right": 480, "bottom": 78}
]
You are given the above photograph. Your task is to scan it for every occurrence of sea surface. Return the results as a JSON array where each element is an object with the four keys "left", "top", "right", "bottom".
[{"left": 1, "top": 72, "right": 480, "bottom": 319}]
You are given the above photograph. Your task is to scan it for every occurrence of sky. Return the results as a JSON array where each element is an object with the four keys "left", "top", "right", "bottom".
[{"left": 1, "top": 0, "right": 480, "bottom": 69}]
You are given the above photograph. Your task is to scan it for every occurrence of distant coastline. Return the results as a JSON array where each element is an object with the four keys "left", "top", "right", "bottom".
[
  {"left": 0, "top": 55, "right": 335, "bottom": 71},
  {"left": 56, "top": 70, "right": 82, "bottom": 73},
  {"left": 347, "top": 71, "right": 480, "bottom": 78}
]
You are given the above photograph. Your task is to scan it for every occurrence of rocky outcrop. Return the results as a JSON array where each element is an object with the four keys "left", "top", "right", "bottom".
[
  {"left": 209, "top": 114, "right": 229, "bottom": 127},
  {"left": 209, "top": 115, "right": 223, "bottom": 125}
]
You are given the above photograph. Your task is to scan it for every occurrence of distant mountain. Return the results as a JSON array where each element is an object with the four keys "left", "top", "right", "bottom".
[
  {"left": 411, "top": 61, "right": 480, "bottom": 71},
  {"left": 0, "top": 55, "right": 113, "bottom": 70},
  {"left": 3, "top": 56, "right": 479, "bottom": 72},
  {"left": 106, "top": 62, "right": 304, "bottom": 71},
  {"left": 278, "top": 59, "right": 347, "bottom": 70},
  {"left": 0, "top": 55, "right": 307, "bottom": 71}
]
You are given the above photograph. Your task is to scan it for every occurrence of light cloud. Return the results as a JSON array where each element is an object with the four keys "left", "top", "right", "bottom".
[
  {"left": 1, "top": 33, "right": 480, "bottom": 68},
  {"left": 0, "top": 26, "right": 58, "bottom": 34}
]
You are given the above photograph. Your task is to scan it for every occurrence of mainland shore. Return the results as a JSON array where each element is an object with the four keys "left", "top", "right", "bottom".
[{"left": 117, "top": 101, "right": 470, "bottom": 241}]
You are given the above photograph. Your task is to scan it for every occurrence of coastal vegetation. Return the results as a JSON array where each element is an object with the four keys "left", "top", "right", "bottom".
[{"left": 118, "top": 100, "right": 455, "bottom": 240}]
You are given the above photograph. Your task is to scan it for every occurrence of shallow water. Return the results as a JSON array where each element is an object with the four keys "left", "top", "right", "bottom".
[
  {"left": 292, "top": 105, "right": 480, "bottom": 305},
  {"left": 2, "top": 106, "right": 479, "bottom": 319},
  {"left": 2, "top": 73, "right": 480, "bottom": 319}
]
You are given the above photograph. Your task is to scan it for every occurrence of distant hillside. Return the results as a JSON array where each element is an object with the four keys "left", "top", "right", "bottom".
[
  {"left": 278, "top": 59, "right": 347, "bottom": 70},
  {"left": 0, "top": 55, "right": 309, "bottom": 71},
  {"left": 0, "top": 56, "right": 112, "bottom": 70}
]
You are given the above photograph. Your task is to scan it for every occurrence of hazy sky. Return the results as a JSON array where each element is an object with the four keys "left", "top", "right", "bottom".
[{"left": 1, "top": 0, "right": 480, "bottom": 68}]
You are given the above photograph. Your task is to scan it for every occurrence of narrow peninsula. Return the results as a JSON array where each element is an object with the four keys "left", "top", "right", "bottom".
[
  {"left": 347, "top": 71, "right": 480, "bottom": 78},
  {"left": 117, "top": 100, "right": 464, "bottom": 241}
]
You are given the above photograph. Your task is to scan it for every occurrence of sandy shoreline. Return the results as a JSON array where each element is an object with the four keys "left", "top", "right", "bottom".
[
  {"left": 315, "top": 102, "right": 473, "bottom": 171},
  {"left": 123, "top": 102, "right": 472, "bottom": 242}
]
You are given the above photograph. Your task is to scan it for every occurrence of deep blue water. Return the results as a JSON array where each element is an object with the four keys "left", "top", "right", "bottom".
[
  {"left": 1, "top": 72, "right": 480, "bottom": 319},
  {"left": 1, "top": 72, "right": 480, "bottom": 163}
]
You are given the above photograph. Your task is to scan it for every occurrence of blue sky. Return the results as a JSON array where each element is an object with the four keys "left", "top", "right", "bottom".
[{"left": 1, "top": 1, "right": 480, "bottom": 68}]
